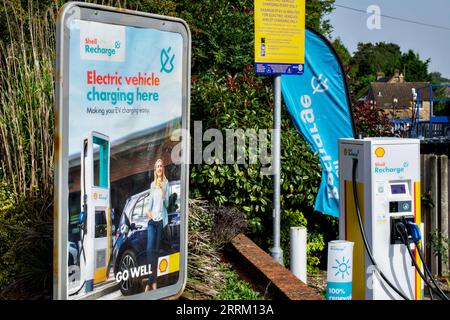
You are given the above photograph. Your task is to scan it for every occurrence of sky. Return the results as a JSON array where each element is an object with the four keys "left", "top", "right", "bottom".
[{"left": 327, "top": 0, "right": 450, "bottom": 78}]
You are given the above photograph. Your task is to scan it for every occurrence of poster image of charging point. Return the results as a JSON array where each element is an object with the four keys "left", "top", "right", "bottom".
[{"left": 55, "top": 3, "right": 190, "bottom": 300}]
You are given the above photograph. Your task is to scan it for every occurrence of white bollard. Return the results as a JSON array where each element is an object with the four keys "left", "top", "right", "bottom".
[{"left": 290, "top": 226, "right": 307, "bottom": 284}]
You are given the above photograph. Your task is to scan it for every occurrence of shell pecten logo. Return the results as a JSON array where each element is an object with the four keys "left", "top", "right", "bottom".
[
  {"left": 375, "top": 147, "right": 385, "bottom": 158},
  {"left": 159, "top": 258, "right": 168, "bottom": 273}
]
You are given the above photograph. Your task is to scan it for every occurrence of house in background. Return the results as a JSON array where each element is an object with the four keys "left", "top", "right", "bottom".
[{"left": 365, "top": 69, "right": 431, "bottom": 121}]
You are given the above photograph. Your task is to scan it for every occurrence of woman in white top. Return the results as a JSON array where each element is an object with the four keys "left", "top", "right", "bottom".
[{"left": 145, "top": 158, "right": 170, "bottom": 292}]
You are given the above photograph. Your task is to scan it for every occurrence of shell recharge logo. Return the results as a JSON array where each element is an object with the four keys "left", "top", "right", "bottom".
[
  {"left": 80, "top": 21, "right": 125, "bottom": 62},
  {"left": 375, "top": 147, "right": 385, "bottom": 158}
]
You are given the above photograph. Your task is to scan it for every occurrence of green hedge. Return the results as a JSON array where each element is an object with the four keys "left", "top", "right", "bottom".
[{"left": 190, "top": 68, "right": 326, "bottom": 270}]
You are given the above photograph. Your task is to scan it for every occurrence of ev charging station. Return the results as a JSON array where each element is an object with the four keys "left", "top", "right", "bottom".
[
  {"left": 339, "top": 138, "right": 423, "bottom": 300},
  {"left": 80, "top": 131, "right": 111, "bottom": 293}
]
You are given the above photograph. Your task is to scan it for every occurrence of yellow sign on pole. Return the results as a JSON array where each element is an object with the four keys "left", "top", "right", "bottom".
[{"left": 254, "top": 0, "right": 305, "bottom": 75}]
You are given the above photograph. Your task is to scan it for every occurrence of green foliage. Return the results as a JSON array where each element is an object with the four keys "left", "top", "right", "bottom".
[
  {"left": 430, "top": 72, "right": 450, "bottom": 83},
  {"left": 400, "top": 50, "right": 432, "bottom": 82},
  {"left": 305, "top": 0, "right": 335, "bottom": 36},
  {"left": 427, "top": 230, "right": 450, "bottom": 271},
  {"left": 353, "top": 101, "right": 393, "bottom": 138},
  {"left": 127, "top": 0, "right": 336, "bottom": 273},
  {"left": 421, "top": 192, "right": 435, "bottom": 209},
  {"left": 351, "top": 42, "right": 402, "bottom": 79},
  {"left": 345, "top": 42, "right": 432, "bottom": 100},
  {"left": 0, "top": 182, "right": 22, "bottom": 289},
  {"left": 332, "top": 38, "right": 351, "bottom": 67},
  {"left": 189, "top": 67, "right": 324, "bottom": 271},
  {"left": 306, "top": 231, "right": 325, "bottom": 274},
  {"left": 123, "top": 0, "right": 336, "bottom": 76},
  {"left": 352, "top": 75, "right": 376, "bottom": 101},
  {"left": 431, "top": 87, "right": 450, "bottom": 116},
  {"left": 0, "top": 183, "right": 52, "bottom": 299},
  {"left": 185, "top": 200, "right": 241, "bottom": 300},
  {"left": 0, "top": 3, "right": 55, "bottom": 299},
  {"left": 0, "top": 0, "right": 55, "bottom": 199},
  {"left": 215, "top": 264, "right": 262, "bottom": 300}
]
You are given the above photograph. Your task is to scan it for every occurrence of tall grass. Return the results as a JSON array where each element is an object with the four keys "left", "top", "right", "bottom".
[
  {"left": 0, "top": 1, "right": 58, "bottom": 299},
  {"left": 0, "top": 1, "right": 56, "bottom": 199},
  {"left": 0, "top": 0, "right": 153, "bottom": 300}
]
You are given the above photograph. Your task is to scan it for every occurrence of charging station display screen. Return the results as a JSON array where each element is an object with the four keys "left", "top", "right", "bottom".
[
  {"left": 95, "top": 210, "right": 107, "bottom": 238},
  {"left": 56, "top": 3, "right": 190, "bottom": 300},
  {"left": 391, "top": 184, "right": 406, "bottom": 194}
]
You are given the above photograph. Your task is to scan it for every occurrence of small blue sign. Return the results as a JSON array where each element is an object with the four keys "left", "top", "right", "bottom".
[
  {"left": 326, "top": 282, "right": 353, "bottom": 300},
  {"left": 254, "top": 62, "right": 304, "bottom": 75}
]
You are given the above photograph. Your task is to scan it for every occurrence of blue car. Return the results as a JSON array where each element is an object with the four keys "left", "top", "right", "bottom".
[{"left": 113, "top": 182, "right": 181, "bottom": 295}]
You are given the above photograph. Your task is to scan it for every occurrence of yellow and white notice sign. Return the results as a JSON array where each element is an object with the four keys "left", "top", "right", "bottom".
[{"left": 254, "top": 0, "right": 305, "bottom": 74}]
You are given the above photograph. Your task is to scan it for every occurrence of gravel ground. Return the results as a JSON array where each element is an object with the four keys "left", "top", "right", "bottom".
[{"left": 307, "top": 270, "right": 327, "bottom": 296}]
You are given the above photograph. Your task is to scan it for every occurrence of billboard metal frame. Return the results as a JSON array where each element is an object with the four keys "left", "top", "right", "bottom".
[{"left": 54, "top": 2, "right": 191, "bottom": 300}]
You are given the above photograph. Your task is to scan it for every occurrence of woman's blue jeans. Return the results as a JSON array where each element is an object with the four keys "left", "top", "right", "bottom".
[{"left": 147, "top": 219, "right": 163, "bottom": 283}]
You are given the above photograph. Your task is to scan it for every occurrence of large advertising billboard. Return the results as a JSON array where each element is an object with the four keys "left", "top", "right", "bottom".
[{"left": 54, "top": 3, "right": 191, "bottom": 300}]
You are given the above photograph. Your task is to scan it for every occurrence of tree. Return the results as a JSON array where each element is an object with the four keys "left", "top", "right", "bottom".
[
  {"left": 351, "top": 42, "right": 402, "bottom": 79},
  {"left": 332, "top": 37, "right": 351, "bottom": 66},
  {"left": 348, "top": 42, "right": 432, "bottom": 101},
  {"left": 430, "top": 72, "right": 450, "bottom": 83},
  {"left": 353, "top": 101, "right": 393, "bottom": 137},
  {"left": 306, "top": 0, "right": 335, "bottom": 35},
  {"left": 400, "top": 50, "right": 431, "bottom": 82}
]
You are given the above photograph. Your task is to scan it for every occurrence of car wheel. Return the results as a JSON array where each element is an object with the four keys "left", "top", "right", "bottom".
[{"left": 117, "top": 250, "right": 142, "bottom": 295}]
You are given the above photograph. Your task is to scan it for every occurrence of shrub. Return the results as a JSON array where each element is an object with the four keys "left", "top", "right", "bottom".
[
  {"left": 190, "top": 67, "right": 324, "bottom": 271},
  {"left": 215, "top": 265, "right": 263, "bottom": 300},
  {"left": 0, "top": 182, "right": 20, "bottom": 290},
  {"left": 185, "top": 200, "right": 248, "bottom": 299},
  {"left": 0, "top": 184, "right": 52, "bottom": 299},
  {"left": 0, "top": 4, "right": 55, "bottom": 299},
  {"left": 353, "top": 100, "right": 393, "bottom": 137}
]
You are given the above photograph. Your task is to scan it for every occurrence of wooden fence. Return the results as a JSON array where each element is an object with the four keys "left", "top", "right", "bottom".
[{"left": 421, "top": 153, "right": 449, "bottom": 276}]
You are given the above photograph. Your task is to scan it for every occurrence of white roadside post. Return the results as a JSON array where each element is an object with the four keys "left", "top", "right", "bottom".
[{"left": 290, "top": 226, "right": 307, "bottom": 283}]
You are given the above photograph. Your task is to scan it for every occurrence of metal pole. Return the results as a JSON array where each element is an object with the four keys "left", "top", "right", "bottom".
[
  {"left": 429, "top": 84, "right": 433, "bottom": 138},
  {"left": 271, "top": 75, "right": 283, "bottom": 265}
]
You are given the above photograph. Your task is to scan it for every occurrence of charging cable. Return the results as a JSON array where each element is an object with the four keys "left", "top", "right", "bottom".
[
  {"left": 395, "top": 223, "right": 446, "bottom": 300},
  {"left": 69, "top": 140, "right": 89, "bottom": 296},
  {"left": 397, "top": 220, "right": 449, "bottom": 300}
]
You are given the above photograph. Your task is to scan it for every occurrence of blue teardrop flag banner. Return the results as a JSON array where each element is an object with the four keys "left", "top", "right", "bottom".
[{"left": 281, "top": 28, "right": 356, "bottom": 217}]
